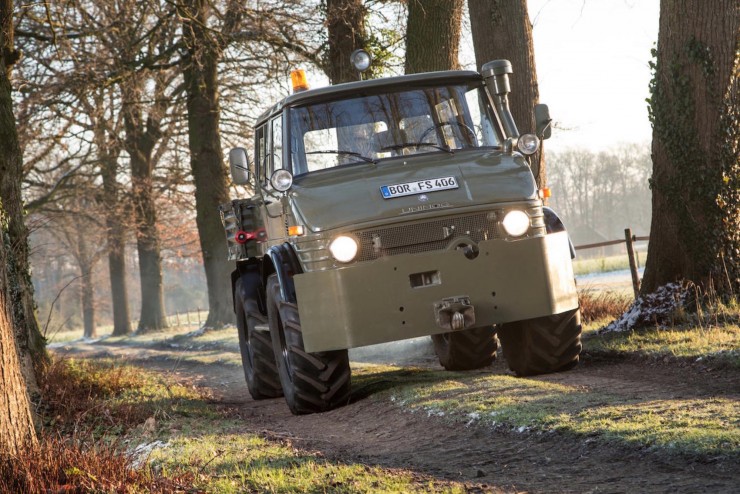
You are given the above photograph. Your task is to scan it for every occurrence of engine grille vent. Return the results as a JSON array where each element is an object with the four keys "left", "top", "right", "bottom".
[{"left": 354, "top": 211, "right": 503, "bottom": 262}]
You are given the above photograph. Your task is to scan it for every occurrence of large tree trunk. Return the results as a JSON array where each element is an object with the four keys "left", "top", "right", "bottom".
[
  {"left": 405, "top": 0, "right": 463, "bottom": 74},
  {"left": 130, "top": 169, "right": 168, "bottom": 332},
  {"left": 0, "top": 224, "right": 36, "bottom": 455},
  {"left": 100, "top": 154, "right": 131, "bottom": 336},
  {"left": 0, "top": 0, "right": 45, "bottom": 394},
  {"left": 122, "top": 76, "right": 169, "bottom": 333},
  {"left": 94, "top": 114, "right": 132, "bottom": 337},
  {"left": 0, "top": 0, "right": 37, "bottom": 454},
  {"left": 327, "top": 0, "right": 366, "bottom": 84},
  {"left": 641, "top": 0, "right": 739, "bottom": 296},
  {"left": 181, "top": 0, "right": 236, "bottom": 328},
  {"left": 468, "top": 0, "right": 545, "bottom": 186}
]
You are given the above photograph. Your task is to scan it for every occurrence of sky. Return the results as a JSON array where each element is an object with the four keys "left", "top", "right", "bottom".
[{"left": 460, "top": 0, "right": 660, "bottom": 152}]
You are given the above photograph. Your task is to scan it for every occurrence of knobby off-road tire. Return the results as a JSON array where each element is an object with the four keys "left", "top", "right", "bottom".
[
  {"left": 498, "top": 308, "right": 582, "bottom": 377},
  {"left": 235, "top": 272, "right": 283, "bottom": 399},
  {"left": 266, "top": 274, "right": 351, "bottom": 415},
  {"left": 432, "top": 326, "right": 498, "bottom": 370}
]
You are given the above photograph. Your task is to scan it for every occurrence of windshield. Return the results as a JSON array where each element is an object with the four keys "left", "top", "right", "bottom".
[{"left": 288, "top": 82, "right": 501, "bottom": 175}]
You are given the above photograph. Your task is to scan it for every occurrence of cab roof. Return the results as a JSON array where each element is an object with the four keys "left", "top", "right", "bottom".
[{"left": 255, "top": 69, "right": 483, "bottom": 126}]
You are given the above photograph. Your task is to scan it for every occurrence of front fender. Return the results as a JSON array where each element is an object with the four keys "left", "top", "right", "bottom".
[
  {"left": 265, "top": 243, "right": 302, "bottom": 303},
  {"left": 543, "top": 207, "right": 575, "bottom": 259}
]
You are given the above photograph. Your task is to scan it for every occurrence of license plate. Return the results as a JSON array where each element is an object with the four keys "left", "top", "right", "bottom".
[{"left": 380, "top": 176, "right": 459, "bottom": 199}]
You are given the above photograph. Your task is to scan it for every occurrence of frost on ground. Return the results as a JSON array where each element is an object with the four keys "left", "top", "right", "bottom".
[
  {"left": 128, "top": 440, "right": 168, "bottom": 468},
  {"left": 602, "top": 282, "right": 694, "bottom": 332}
]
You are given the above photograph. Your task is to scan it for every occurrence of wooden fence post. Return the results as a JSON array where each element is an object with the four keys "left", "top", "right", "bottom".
[{"left": 625, "top": 228, "right": 641, "bottom": 299}]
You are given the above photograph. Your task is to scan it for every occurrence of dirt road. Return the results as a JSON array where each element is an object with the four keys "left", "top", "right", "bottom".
[{"left": 55, "top": 337, "right": 739, "bottom": 493}]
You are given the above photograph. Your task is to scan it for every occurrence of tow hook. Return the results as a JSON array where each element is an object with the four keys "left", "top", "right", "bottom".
[{"left": 434, "top": 296, "right": 475, "bottom": 331}]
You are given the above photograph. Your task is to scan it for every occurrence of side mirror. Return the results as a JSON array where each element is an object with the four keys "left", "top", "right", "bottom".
[
  {"left": 534, "top": 104, "right": 553, "bottom": 140},
  {"left": 229, "top": 147, "right": 251, "bottom": 185}
]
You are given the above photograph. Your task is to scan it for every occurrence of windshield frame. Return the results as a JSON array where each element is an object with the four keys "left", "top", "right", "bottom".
[{"left": 285, "top": 80, "right": 503, "bottom": 177}]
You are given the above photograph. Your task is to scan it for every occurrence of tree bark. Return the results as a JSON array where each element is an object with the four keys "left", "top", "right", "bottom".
[
  {"left": 405, "top": 0, "right": 463, "bottom": 74},
  {"left": 181, "top": 0, "right": 237, "bottom": 328},
  {"left": 99, "top": 148, "right": 131, "bottom": 337},
  {"left": 122, "top": 75, "right": 169, "bottom": 333},
  {"left": 641, "top": 0, "right": 739, "bottom": 296},
  {"left": 0, "top": 0, "right": 38, "bottom": 454},
  {"left": 327, "top": 0, "right": 367, "bottom": 84},
  {"left": 468, "top": 0, "right": 545, "bottom": 186},
  {"left": 0, "top": 0, "right": 45, "bottom": 394},
  {"left": 0, "top": 219, "right": 36, "bottom": 455},
  {"left": 74, "top": 217, "right": 96, "bottom": 339}
]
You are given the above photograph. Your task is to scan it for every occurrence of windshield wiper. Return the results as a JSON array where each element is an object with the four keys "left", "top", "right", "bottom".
[
  {"left": 381, "top": 142, "right": 454, "bottom": 154},
  {"left": 305, "top": 149, "right": 377, "bottom": 164}
]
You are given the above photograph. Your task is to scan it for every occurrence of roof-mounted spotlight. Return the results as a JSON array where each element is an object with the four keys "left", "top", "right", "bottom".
[{"left": 350, "top": 49, "right": 372, "bottom": 80}]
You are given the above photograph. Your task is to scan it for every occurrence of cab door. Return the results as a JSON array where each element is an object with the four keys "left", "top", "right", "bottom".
[{"left": 261, "top": 114, "right": 288, "bottom": 245}]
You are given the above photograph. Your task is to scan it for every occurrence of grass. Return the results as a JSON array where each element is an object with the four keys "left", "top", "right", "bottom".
[
  {"left": 579, "top": 290, "right": 632, "bottom": 327},
  {"left": 45, "top": 310, "right": 209, "bottom": 345},
  {"left": 351, "top": 363, "right": 740, "bottom": 460},
  {"left": 573, "top": 252, "right": 645, "bottom": 275},
  {"left": 150, "top": 425, "right": 470, "bottom": 493},
  {"left": 584, "top": 324, "right": 740, "bottom": 368},
  {"left": 5, "top": 357, "right": 479, "bottom": 493}
]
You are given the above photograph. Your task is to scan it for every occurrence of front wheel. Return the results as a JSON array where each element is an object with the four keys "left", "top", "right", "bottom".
[
  {"left": 498, "top": 308, "right": 582, "bottom": 377},
  {"left": 266, "top": 274, "right": 351, "bottom": 415},
  {"left": 432, "top": 326, "right": 498, "bottom": 371}
]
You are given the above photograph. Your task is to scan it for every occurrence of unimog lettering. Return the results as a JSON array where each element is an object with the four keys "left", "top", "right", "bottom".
[{"left": 221, "top": 60, "right": 582, "bottom": 415}]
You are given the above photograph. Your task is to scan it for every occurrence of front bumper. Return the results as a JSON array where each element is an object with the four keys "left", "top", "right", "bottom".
[{"left": 295, "top": 231, "right": 578, "bottom": 352}]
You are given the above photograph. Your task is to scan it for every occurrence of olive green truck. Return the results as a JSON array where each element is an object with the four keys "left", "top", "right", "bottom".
[{"left": 220, "top": 60, "right": 581, "bottom": 415}]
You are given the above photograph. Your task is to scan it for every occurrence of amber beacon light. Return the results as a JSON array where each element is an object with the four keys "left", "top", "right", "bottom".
[{"left": 291, "top": 69, "right": 309, "bottom": 92}]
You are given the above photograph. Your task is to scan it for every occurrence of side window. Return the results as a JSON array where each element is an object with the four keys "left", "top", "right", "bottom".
[
  {"left": 255, "top": 125, "right": 266, "bottom": 184},
  {"left": 271, "top": 116, "right": 283, "bottom": 173}
]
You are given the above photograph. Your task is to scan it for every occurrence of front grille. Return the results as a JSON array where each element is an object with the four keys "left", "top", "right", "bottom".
[{"left": 354, "top": 211, "right": 504, "bottom": 262}]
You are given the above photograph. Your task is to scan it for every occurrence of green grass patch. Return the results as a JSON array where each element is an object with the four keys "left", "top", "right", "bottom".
[
  {"left": 585, "top": 324, "right": 740, "bottom": 368},
  {"left": 151, "top": 426, "right": 468, "bottom": 493},
  {"left": 351, "top": 363, "right": 739, "bottom": 461},
  {"left": 562, "top": 398, "right": 739, "bottom": 456},
  {"left": 573, "top": 253, "right": 641, "bottom": 275}
]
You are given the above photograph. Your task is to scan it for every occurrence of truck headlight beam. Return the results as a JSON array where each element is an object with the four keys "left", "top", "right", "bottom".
[
  {"left": 329, "top": 236, "right": 359, "bottom": 263},
  {"left": 502, "top": 210, "right": 530, "bottom": 237}
]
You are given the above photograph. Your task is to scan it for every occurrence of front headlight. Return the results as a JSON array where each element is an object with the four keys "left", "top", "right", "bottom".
[
  {"left": 329, "top": 235, "right": 358, "bottom": 263},
  {"left": 502, "top": 210, "right": 530, "bottom": 237}
]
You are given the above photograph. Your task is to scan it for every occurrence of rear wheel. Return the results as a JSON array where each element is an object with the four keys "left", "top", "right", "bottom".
[
  {"left": 432, "top": 326, "right": 498, "bottom": 370},
  {"left": 235, "top": 272, "right": 283, "bottom": 399},
  {"left": 498, "top": 308, "right": 582, "bottom": 377},
  {"left": 266, "top": 274, "right": 351, "bottom": 415}
]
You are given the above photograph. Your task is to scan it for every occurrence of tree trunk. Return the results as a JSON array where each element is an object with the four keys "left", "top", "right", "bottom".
[
  {"left": 101, "top": 155, "right": 131, "bottom": 336},
  {"left": 181, "top": 0, "right": 236, "bottom": 328},
  {"left": 0, "top": 0, "right": 45, "bottom": 394},
  {"left": 0, "top": 0, "right": 38, "bottom": 454},
  {"left": 327, "top": 0, "right": 367, "bottom": 84},
  {"left": 130, "top": 169, "right": 168, "bottom": 333},
  {"left": 75, "top": 219, "right": 96, "bottom": 339},
  {"left": 405, "top": 0, "right": 463, "bottom": 74},
  {"left": 0, "top": 223, "right": 36, "bottom": 455},
  {"left": 95, "top": 115, "right": 132, "bottom": 337},
  {"left": 122, "top": 76, "right": 169, "bottom": 333},
  {"left": 468, "top": 0, "right": 545, "bottom": 186},
  {"left": 641, "top": 0, "right": 739, "bottom": 296}
]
